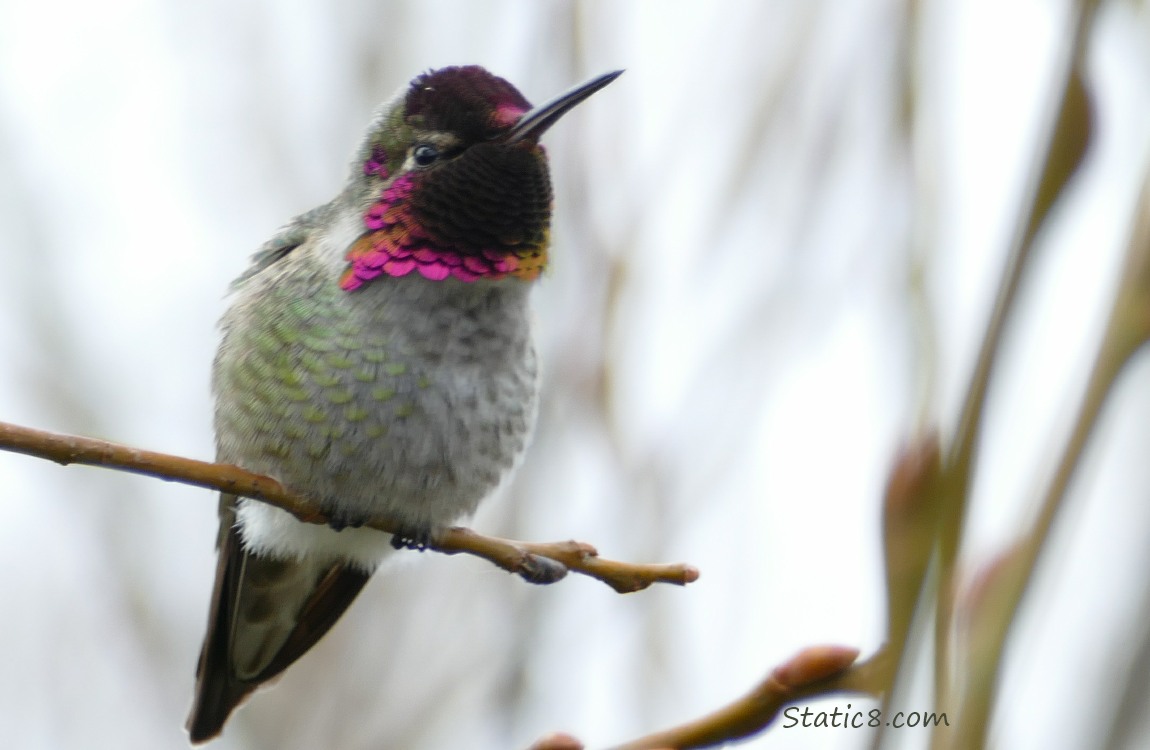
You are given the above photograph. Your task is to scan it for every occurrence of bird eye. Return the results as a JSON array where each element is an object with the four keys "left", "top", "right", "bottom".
[{"left": 412, "top": 144, "right": 439, "bottom": 167}]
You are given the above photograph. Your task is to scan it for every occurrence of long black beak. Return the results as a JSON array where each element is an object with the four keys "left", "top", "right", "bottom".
[{"left": 503, "top": 70, "right": 624, "bottom": 143}]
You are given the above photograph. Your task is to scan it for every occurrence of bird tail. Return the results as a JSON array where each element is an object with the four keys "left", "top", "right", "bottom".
[{"left": 187, "top": 496, "right": 371, "bottom": 743}]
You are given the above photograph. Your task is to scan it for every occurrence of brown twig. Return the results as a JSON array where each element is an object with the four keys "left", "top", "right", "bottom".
[
  {"left": 931, "top": 0, "right": 1097, "bottom": 709},
  {"left": 532, "top": 646, "right": 887, "bottom": 750},
  {"left": 527, "top": 733, "right": 586, "bottom": 750},
  {"left": 949, "top": 75, "right": 1150, "bottom": 750},
  {"left": 0, "top": 419, "right": 698, "bottom": 592}
]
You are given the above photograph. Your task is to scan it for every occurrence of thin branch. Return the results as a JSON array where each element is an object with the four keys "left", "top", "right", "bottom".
[
  {"left": 527, "top": 734, "right": 586, "bottom": 750},
  {"left": 579, "top": 646, "right": 886, "bottom": 750},
  {"left": 0, "top": 419, "right": 698, "bottom": 592},
  {"left": 951, "top": 107, "right": 1150, "bottom": 750},
  {"left": 931, "top": 1, "right": 1098, "bottom": 726}
]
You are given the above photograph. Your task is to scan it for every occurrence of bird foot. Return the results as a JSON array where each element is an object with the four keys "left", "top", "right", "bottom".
[
  {"left": 323, "top": 506, "right": 367, "bottom": 532},
  {"left": 390, "top": 526, "right": 435, "bottom": 551}
]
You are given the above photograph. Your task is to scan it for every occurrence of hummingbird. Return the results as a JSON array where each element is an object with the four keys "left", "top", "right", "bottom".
[{"left": 186, "top": 65, "right": 621, "bottom": 743}]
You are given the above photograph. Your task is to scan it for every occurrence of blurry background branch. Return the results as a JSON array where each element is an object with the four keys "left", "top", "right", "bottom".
[
  {"left": 604, "top": 646, "right": 876, "bottom": 750},
  {"left": 525, "top": 646, "right": 883, "bottom": 750},
  {"left": 929, "top": 2, "right": 1099, "bottom": 736},
  {"left": 951, "top": 110, "right": 1150, "bottom": 750}
]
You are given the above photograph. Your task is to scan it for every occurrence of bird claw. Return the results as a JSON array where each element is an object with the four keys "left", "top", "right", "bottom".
[
  {"left": 318, "top": 504, "right": 432, "bottom": 550},
  {"left": 324, "top": 506, "right": 367, "bottom": 532},
  {"left": 390, "top": 526, "right": 434, "bottom": 551}
]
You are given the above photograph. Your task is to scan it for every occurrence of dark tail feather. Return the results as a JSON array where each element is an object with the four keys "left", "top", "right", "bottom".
[
  {"left": 186, "top": 497, "right": 371, "bottom": 743},
  {"left": 186, "top": 662, "right": 257, "bottom": 744},
  {"left": 259, "top": 562, "right": 373, "bottom": 679},
  {"left": 187, "top": 504, "right": 257, "bottom": 744}
]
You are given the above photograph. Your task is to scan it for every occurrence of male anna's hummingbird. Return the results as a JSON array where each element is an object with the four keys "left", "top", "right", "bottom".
[{"left": 186, "top": 66, "right": 621, "bottom": 742}]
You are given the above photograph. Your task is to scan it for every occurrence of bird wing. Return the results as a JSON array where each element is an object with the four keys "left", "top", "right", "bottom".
[{"left": 231, "top": 204, "right": 332, "bottom": 287}]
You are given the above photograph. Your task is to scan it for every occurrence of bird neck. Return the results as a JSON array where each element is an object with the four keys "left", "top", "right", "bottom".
[{"left": 339, "top": 146, "right": 551, "bottom": 292}]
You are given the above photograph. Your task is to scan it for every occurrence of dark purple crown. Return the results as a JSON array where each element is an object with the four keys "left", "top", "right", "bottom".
[{"left": 405, "top": 66, "right": 532, "bottom": 141}]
